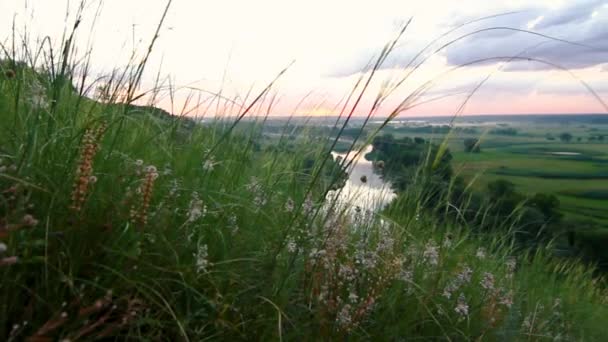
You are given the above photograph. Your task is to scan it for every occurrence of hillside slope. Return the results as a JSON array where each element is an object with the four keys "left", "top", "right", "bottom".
[{"left": 1, "top": 59, "right": 607, "bottom": 341}]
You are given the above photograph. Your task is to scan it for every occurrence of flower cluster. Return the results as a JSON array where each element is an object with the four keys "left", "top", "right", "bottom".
[
  {"left": 505, "top": 257, "right": 517, "bottom": 279},
  {"left": 284, "top": 197, "right": 295, "bottom": 213},
  {"left": 422, "top": 240, "right": 439, "bottom": 266},
  {"left": 480, "top": 272, "right": 495, "bottom": 291},
  {"left": 454, "top": 293, "right": 469, "bottom": 317},
  {"left": 476, "top": 247, "right": 486, "bottom": 260},
  {"left": 246, "top": 177, "right": 267, "bottom": 209},
  {"left": 130, "top": 165, "right": 159, "bottom": 227},
  {"left": 194, "top": 243, "right": 210, "bottom": 273},
  {"left": 70, "top": 124, "right": 107, "bottom": 212},
  {"left": 187, "top": 192, "right": 206, "bottom": 223},
  {"left": 306, "top": 211, "right": 401, "bottom": 334},
  {"left": 443, "top": 264, "right": 473, "bottom": 299},
  {"left": 202, "top": 156, "right": 216, "bottom": 172}
]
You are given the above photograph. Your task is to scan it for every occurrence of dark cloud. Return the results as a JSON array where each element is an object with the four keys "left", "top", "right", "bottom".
[
  {"left": 535, "top": 0, "right": 604, "bottom": 29},
  {"left": 445, "top": 1, "right": 608, "bottom": 71},
  {"left": 329, "top": 1, "right": 608, "bottom": 78}
]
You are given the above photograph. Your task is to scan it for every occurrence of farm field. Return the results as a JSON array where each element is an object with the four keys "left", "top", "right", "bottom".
[{"left": 372, "top": 116, "right": 608, "bottom": 227}]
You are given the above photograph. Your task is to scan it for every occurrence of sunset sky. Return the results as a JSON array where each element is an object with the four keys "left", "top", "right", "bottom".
[{"left": 1, "top": 0, "right": 607, "bottom": 117}]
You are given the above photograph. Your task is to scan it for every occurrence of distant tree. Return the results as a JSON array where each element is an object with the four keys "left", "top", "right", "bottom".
[
  {"left": 588, "top": 136, "right": 597, "bottom": 142},
  {"left": 598, "top": 135, "right": 605, "bottom": 142},
  {"left": 487, "top": 179, "right": 516, "bottom": 199},
  {"left": 486, "top": 179, "right": 525, "bottom": 217},
  {"left": 414, "top": 137, "right": 425, "bottom": 144},
  {"left": 546, "top": 133, "right": 555, "bottom": 141},
  {"left": 490, "top": 128, "right": 518, "bottom": 136},
  {"left": 559, "top": 132, "right": 573, "bottom": 143},
  {"left": 577, "top": 137, "right": 582, "bottom": 142},
  {"left": 529, "top": 193, "right": 563, "bottom": 223},
  {"left": 463, "top": 138, "right": 481, "bottom": 153}
]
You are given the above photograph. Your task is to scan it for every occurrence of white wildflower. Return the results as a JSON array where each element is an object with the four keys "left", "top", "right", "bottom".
[
  {"left": 506, "top": 257, "right": 517, "bottom": 279},
  {"left": 0, "top": 243, "right": 6, "bottom": 253},
  {"left": 455, "top": 293, "right": 469, "bottom": 317},
  {"left": 500, "top": 290, "right": 514, "bottom": 308},
  {"left": 553, "top": 298, "right": 562, "bottom": 310},
  {"left": 444, "top": 265, "right": 473, "bottom": 299},
  {"left": 187, "top": 192, "right": 206, "bottom": 222},
  {"left": 376, "top": 227, "right": 395, "bottom": 254},
  {"left": 246, "top": 177, "right": 261, "bottom": 193},
  {"left": 253, "top": 195, "right": 267, "bottom": 208},
  {"left": 480, "top": 272, "right": 495, "bottom": 291},
  {"left": 202, "top": 157, "right": 216, "bottom": 171},
  {"left": 194, "top": 243, "right": 209, "bottom": 273},
  {"left": 286, "top": 239, "right": 297, "bottom": 253},
  {"left": 339, "top": 264, "right": 355, "bottom": 282},
  {"left": 423, "top": 240, "right": 439, "bottom": 266},
  {"left": 443, "top": 283, "right": 457, "bottom": 299},
  {"left": 336, "top": 304, "right": 353, "bottom": 329},
  {"left": 228, "top": 214, "right": 239, "bottom": 235},
  {"left": 309, "top": 248, "right": 326, "bottom": 260},
  {"left": 284, "top": 198, "right": 295, "bottom": 212},
  {"left": 145, "top": 165, "right": 157, "bottom": 174},
  {"left": 162, "top": 164, "right": 172, "bottom": 176},
  {"left": 506, "top": 257, "right": 516, "bottom": 271},
  {"left": 457, "top": 265, "right": 473, "bottom": 284},
  {"left": 303, "top": 195, "right": 314, "bottom": 213},
  {"left": 443, "top": 236, "right": 453, "bottom": 248},
  {"left": 476, "top": 247, "right": 486, "bottom": 260},
  {"left": 169, "top": 179, "right": 180, "bottom": 196},
  {"left": 400, "top": 269, "right": 413, "bottom": 283},
  {"left": 22, "top": 214, "right": 39, "bottom": 226}
]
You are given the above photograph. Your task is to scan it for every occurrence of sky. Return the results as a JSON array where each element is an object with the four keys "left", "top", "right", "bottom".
[{"left": 1, "top": 0, "right": 607, "bottom": 117}]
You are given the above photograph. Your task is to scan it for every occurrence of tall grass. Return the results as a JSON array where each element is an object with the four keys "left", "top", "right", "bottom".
[{"left": 1, "top": 2, "right": 607, "bottom": 340}]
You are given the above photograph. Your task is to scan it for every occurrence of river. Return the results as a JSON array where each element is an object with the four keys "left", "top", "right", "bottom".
[{"left": 329, "top": 145, "right": 396, "bottom": 212}]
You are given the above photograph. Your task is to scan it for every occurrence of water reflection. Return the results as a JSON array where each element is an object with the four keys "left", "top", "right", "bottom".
[{"left": 329, "top": 145, "right": 396, "bottom": 212}]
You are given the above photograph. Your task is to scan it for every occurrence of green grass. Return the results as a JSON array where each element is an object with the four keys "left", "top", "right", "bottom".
[{"left": 1, "top": 8, "right": 608, "bottom": 341}]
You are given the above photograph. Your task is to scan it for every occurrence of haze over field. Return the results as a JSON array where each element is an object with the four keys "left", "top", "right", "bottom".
[{"left": 1, "top": 0, "right": 607, "bottom": 117}]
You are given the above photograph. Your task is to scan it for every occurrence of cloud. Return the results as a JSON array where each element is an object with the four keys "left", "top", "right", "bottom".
[
  {"left": 328, "top": 1, "right": 608, "bottom": 78},
  {"left": 535, "top": 0, "right": 605, "bottom": 29},
  {"left": 536, "top": 81, "right": 608, "bottom": 95},
  {"left": 325, "top": 47, "right": 420, "bottom": 78},
  {"left": 445, "top": 0, "right": 608, "bottom": 71}
]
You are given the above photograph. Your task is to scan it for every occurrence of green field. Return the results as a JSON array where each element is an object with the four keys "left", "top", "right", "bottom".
[
  {"left": 352, "top": 118, "right": 607, "bottom": 226},
  {"left": 382, "top": 121, "right": 608, "bottom": 227}
]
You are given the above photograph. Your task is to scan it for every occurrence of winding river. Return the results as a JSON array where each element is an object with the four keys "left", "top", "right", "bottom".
[{"left": 329, "top": 145, "right": 396, "bottom": 212}]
